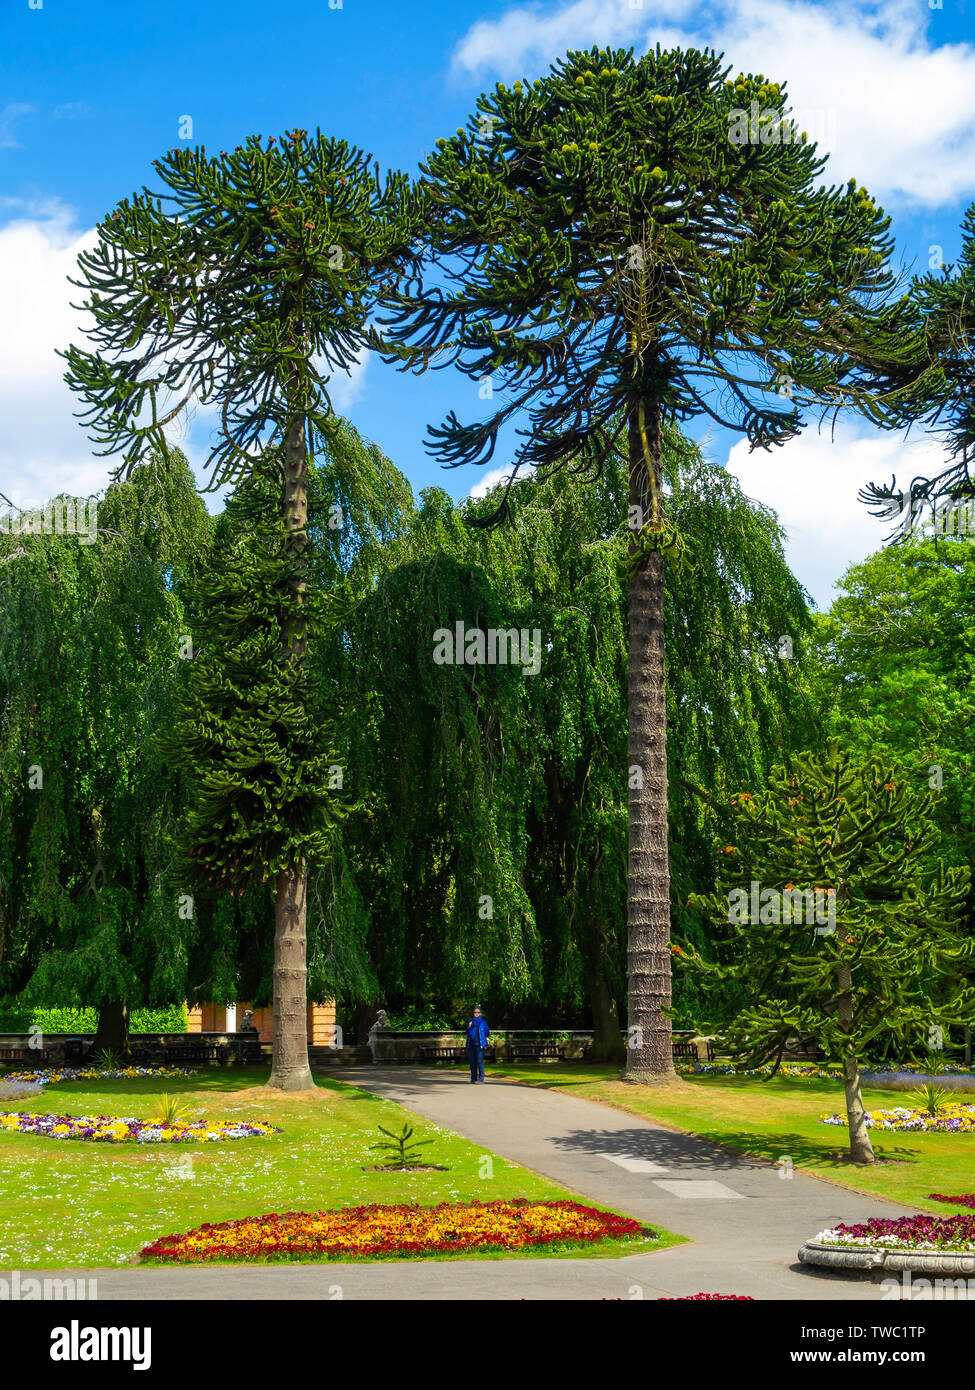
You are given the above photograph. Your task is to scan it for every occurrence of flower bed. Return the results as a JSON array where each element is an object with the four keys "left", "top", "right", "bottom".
[
  {"left": 3, "top": 1067, "right": 198, "bottom": 1085},
  {"left": 680, "top": 1063, "right": 841, "bottom": 1079},
  {"left": 0, "top": 1112, "right": 277, "bottom": 1143},
  {"left": 140, "top": 1198, "right": 646, "bottom": 1262},
  {"left": 680, "top": 1062, "right": 972, "bottom": 1080},
  {"left": 659, "top": 1293, "right": 754, "bottom": 1300},
  {"left": 814, "top": 1214, "right": 975, "bottom": 1253},
  {"left": 929, "top": 1193, "right": 975, "bottom": 1209},
  {"left": 819, "top": 1101, "right": 975, "bottom": 1132}
]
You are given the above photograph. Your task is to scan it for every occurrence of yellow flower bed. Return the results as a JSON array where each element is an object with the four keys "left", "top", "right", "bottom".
[{"left": 141, "top": 1198, "right": 646, "bottom": 1262}]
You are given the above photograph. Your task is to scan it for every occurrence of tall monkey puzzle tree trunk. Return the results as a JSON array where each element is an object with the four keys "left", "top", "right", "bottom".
[
  {"left": 269, "top": 409, "right": 315, "bottom": 1091},
  {"left": 837, "top": 962, "right": 875, "bottom": 1164},
  {"left": 625, "top": 401, "right": 675, "bottom": 1080}
]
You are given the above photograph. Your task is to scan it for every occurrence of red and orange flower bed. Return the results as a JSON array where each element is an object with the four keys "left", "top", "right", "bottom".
[{"left": 140, "top": 1198, "right": 647, "bottom": 1263}]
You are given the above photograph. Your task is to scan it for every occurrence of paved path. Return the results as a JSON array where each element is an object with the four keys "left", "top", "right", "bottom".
[{"left": 42, "top": 1067, "right": 927, "bottom": 1301}]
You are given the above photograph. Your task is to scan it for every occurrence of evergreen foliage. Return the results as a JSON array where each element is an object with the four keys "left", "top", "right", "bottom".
[{"left": 684, "top": 742, "right": 974, "bottom": 1160}]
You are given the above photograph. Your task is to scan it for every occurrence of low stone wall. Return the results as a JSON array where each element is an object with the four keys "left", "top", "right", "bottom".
[
  {"left": 799, "top": 1240, "right": 975, "bottom": 1277},
  {"left": 0, "top": 1032, "right": 268, "bottom": 1067},
  {"left": 314, "top": 1030, "right": 717, "bottom": 1065}
]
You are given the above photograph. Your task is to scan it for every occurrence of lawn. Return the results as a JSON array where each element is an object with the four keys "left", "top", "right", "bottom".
[
  {"left": 488, "top": 1063, "right": 975, "bottom": 1211},
  {"left": 0, "top": 1069, "right": 681, "bottom": 1268}
]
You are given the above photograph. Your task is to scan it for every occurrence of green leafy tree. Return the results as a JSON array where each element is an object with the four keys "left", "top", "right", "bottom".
[
  {"left": 61, "top": 132, "right": 419, "bottom": 1088},
  {"left": 379, "top": 44, "right": 906, "bottom": 1077},
  {"left": 685, "top": 742, "right": 974, "bottom": 1163},
  {"left": 809, "top": 533, "right": 975, "bottom": 1060},
  {"left": 0, "top": 453, "right": 209, "bottom": 1053}
]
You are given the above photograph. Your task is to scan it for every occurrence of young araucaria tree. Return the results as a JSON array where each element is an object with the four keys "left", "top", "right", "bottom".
[
  {"left": 685, "top": 742, "right": 974, "bottom": 1163},
  {"left": 62, "top": 131, "right": 418, "bottom": 1089},
  {"left": 379, "top": 45, "right": 914, "bottom": 1079}
]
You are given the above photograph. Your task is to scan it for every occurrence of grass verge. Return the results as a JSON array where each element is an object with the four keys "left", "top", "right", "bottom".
[{"left": 0, "top": 1068, "right": 682, "bottom": 1267}]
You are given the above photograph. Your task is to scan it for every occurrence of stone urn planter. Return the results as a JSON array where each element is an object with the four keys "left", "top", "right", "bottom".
[{"left": 799, "top": 1238, "right": 975, "bottom": 1276}]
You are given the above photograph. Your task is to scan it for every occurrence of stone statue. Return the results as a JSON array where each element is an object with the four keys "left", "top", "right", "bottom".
[{"left": 367, "top": 1008, "right": 389, "bottom": 1064}]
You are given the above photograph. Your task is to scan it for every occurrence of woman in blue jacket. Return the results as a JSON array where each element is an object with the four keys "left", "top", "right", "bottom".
[{"left": 465, "top": 1005, "right": 490, "bottom": 1083}]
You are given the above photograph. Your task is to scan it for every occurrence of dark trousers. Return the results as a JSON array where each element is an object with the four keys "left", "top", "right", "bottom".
[{"left": 467, "top": 1043, "right": 485, "bottom": 1082}]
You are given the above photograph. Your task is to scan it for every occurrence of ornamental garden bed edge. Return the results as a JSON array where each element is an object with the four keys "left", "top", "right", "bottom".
[{"left": 798, "top": 1239, "right": 975, "bottom": 1276}]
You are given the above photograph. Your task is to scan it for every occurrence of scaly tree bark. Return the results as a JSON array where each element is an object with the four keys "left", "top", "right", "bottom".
[{"left": 626, "top": 403, "right": 673, "bottom": 1076}]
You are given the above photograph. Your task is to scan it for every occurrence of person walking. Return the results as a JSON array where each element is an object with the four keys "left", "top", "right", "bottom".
[{"left": 465, "top": 1005, "right": 490, "bottom": 1084}]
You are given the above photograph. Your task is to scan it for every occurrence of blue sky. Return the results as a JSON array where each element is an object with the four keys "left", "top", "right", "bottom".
[{"left": 3, "top": 0, "right": 975, "bottom": 605}]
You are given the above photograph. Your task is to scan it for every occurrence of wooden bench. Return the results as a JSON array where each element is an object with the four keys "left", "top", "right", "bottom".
[
  {"left": 161, "top": 1043, "right": 223, "bottom": 1065},
  {"left": 417, "top": 1045, "right": 497, "bottom": 1063},
  {"left": 672, "top": 1039, "right": 717, "bottom": 1063},
  {"left": 0, "top": 1046, "right": 50, "bottom": 1065},
  {"left": 506, "top": 1042, "right": 565, "bottom": 1063}
]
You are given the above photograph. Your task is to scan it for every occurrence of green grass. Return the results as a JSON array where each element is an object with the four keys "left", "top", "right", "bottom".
[
  {"left": 0, "top": 1068, "right": 681, "bottom": 1268},
  {"left": 490, "top": 1063, "right": 975, "bottom": 1212}
]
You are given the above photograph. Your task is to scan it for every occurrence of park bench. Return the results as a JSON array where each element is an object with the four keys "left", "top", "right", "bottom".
[
  {"left": 417, "top": 1044, "right": 497, "bottom": 1063},
  {"left": 506, "top": 1042, "right": 565, "bottom": 1063},
  {"left": 228, "top": 1038, "right": 264, "bottom": 1064},
  {"left": 0, "top": 1046, "right": 49, "bottom": 1065},
  {"left": 161, "top": 1042, "right": 223, "bottom": 1065},
  {"left": 672, "top": 1039, "right": 718, "bottom": 1063}
]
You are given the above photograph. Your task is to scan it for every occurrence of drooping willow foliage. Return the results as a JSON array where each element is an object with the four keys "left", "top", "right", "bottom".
[
  {"left": 0, "top": 450, "right": 210, "bottom": 1048},
  {"left": 320, "top": 425, "right": 813, "bottom": 1039}
]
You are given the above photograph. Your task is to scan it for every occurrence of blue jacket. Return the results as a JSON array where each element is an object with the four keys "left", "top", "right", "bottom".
[{"left": 466, "top": 1016, "right": 490, "bottom": 1048}]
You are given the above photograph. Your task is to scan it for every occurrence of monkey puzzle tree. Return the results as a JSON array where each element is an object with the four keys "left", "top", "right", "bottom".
[
  {"left": 861, "top": 202, "right": 975, "bottom": 533},
  {"left": 684, "top": 743, "right": 973, "bottom": 1164},
  {"left": 379, "top": 44, "right": 911, "bottom": 1078},
  {"left": 61, "top": 131, "right": 419, "bottom": 1089}
]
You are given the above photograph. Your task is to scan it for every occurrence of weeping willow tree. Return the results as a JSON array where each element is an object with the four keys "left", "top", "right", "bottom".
[
  {"left": 0, "top": 452, "right": 210, "bottom": 1053},
  {"left": 380, "top": 45, "right": 912, "bottom": 1079},
  {"left": 61, "top": 131, "right": 420, "bottom": 1089},
  {"left": 333, "top": 490, "right": 541, "bottom": 1010},
  {"left": 326, "top": 424, "right": 812, "bottom": 1053}
]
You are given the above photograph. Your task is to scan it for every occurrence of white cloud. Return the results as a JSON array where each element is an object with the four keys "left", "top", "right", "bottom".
[
  {"left": 464, "top": 463, "right": 518, "bottom": 501},
  {"left": 451, "top": 0, "right": 975, "bottom": 206},
  {"left": 0, "top": 203, "right": 113, "bottom": 509},
  {"left": 453, "top": 0, "right": 694, "bottom": 80},
  {"left": 327, "top": 353, "right": 369, "bottom": 412},
  {"left": 724, "top": 421, "right": 950, "bottom": 609},
  {"left": 0, "top": 104, "right": 35, "bottom": 150}
]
